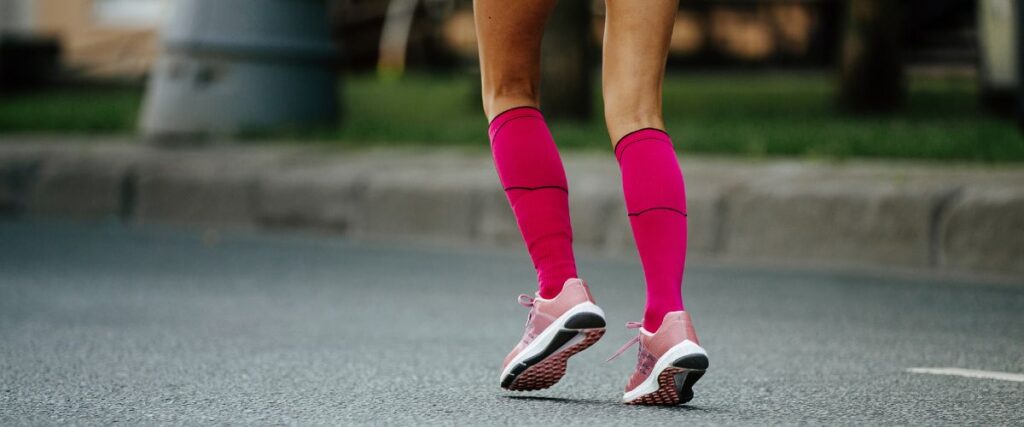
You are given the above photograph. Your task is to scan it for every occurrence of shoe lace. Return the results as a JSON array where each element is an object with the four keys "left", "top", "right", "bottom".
[
  {"left": 605, "top": 321, "right": 643, "bottom": 362},
  {"left": 517, "top": 294, "right": 537, "bottom": 329},
  {"left": 517, "top": 294, "right": 535, "bottom": 308}
]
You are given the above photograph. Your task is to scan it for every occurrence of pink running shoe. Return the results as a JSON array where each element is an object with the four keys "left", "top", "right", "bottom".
[
  {"left": 608, "top": 311, "right": 708, "bottom": 405},
  {"left": 500, "top": 278, "right": 606, "bottom": 391}
]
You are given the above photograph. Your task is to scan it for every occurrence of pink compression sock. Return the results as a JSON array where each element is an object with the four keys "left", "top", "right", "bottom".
[
  {"left": 615, "top": 128, "right": 687, "bottom": 332},
  {"left": 489, "top": 107, "right": 578, "bottom": 299}
]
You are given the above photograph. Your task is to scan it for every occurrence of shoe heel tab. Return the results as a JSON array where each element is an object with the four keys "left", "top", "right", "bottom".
[
  {"left": 555, "top": 278, "right": 595, "bottom": 304},
  {"left": 662, "top": 310, "right": 690, "bottom": 323},
  {"left": 659, "top": 311, "right": 699, "bottom": 345}
]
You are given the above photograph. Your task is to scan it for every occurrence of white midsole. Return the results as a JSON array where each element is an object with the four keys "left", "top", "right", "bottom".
[
  {"left": 622, "top": 340, "right": 707, "bottom": 402},
  {"left": 500, "top": 302, "right": 606, "bottom": 381}
]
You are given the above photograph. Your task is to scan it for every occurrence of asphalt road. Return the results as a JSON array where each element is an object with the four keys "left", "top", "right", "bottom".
[{"left": 1, "top": 221, "right": 1022, "bottom": 425}]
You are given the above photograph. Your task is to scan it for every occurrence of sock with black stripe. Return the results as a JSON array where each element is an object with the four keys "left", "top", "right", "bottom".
[
  {"left": 489, "top": 107, "right": 578, "bottom": 299},
  {"left": 615, "top": 128, "right": 688, "bottom": 331}
]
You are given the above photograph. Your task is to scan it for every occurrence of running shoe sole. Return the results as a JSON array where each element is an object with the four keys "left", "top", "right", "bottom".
[
  {"left": 500, "top": 305, "right": 606, "bottom": 391},
  {"left": 623, "top": 342, "right": 709, "bottom": 405}
]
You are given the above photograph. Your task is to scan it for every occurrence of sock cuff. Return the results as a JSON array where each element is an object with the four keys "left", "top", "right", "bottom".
[
  {"left": 488, "top": 106, "right": 544, "bottom": 141},
  {"left": 614, "top": 128, "right": 673, "bottom": 163}
]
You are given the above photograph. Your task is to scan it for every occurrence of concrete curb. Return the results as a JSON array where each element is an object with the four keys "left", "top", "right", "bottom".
[{"left": 2, "top": 137, "right": 1022, "bottom": 280}]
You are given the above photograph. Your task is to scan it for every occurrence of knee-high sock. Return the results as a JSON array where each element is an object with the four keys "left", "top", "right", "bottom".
[
  {"left": 615, "top": 128, "right": 687, "bottom": 331},
  {"left": 489, "top": 107, "right": 577, "bottom": 298}
]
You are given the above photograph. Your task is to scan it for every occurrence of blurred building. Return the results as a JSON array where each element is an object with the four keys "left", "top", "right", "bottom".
[
  {"left": 29, "top": 0, "right": 170, "bottom": 78},
  {"left": 620, "top": 0, "right": 842, "bottom": 67}
]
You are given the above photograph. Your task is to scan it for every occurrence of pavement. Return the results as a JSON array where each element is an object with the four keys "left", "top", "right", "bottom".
[
  {"left": 1, "top": 137, "right": 1024, "bottom": 282},
  {"left": 1, "top": 220, "right": 1022, "bottom": 425}
]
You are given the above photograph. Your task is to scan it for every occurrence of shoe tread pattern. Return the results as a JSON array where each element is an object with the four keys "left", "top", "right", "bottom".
[
  {"left": 626, "top": 367, "right": 705, "bottom": 406},
  {"left": 504, "top": 329, "right": 605, "bottom": 391}
]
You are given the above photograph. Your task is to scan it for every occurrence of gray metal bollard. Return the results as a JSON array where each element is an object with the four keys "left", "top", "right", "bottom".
[{"left": 139, "top": 0, "right": 339, "bottom": 140}]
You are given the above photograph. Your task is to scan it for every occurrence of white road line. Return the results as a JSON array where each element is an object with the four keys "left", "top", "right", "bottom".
[{"left": 907, "top": 367, "right": 1024, "bottom": 382}]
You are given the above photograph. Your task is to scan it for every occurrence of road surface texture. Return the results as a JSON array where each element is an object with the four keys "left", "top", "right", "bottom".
[{"left": 1, "top": 221, "right": 1022, "bottom": 425}]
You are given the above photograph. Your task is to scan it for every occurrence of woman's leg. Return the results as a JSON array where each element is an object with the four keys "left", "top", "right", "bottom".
[
  {"left": 603, "top": 0, "right": 687, "bottom": 332},
  {"left": 478, "top": 0, "right": 607, "bottom": 392},
  {"left": 604, "top": 0, "right": 707, "bottom": 406},
  {"left": 475, "top": 0, "right": 577, "bottom": 298}
]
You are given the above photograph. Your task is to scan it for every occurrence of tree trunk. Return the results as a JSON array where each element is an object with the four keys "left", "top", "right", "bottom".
[
  {"left": 838, "top": 0, "right": 905, "bottom": 113},
  {"left": 1016, "top": 0, "right": 1024, "bottom": 129},
  {"left": 540, "top": 0, "right": 592, "bottom": 121}
]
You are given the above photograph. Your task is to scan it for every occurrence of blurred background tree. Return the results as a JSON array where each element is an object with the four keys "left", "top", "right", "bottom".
[
  {"left": 540, "top": 0, "right": 593, "bottom": 121},
  {"left": 838, "top": 0, "right": 905, "bottom": 113}
]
